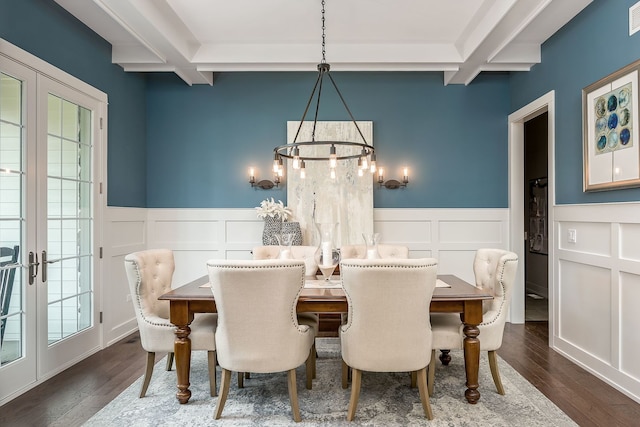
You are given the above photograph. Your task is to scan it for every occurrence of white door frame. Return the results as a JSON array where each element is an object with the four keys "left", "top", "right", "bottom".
[
  {"left": 0, "top": 37, "right": 107, "bottom": 405},
  {"left": 508, "top": 90, "right": 555, "bottom": 330}
]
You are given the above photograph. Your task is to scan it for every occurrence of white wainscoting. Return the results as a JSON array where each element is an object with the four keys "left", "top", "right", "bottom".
[
  {"left": 553, "top": 203, "right": 640, "bottom": 403},
  {"left": 103, "top": 207, "right": 147, "bottom": 346},
  {"left": 103, "top": 207, "right": 509, "bottom": 344},
  {"left": 98, "top": 202, "right": 640, "bottom": 405}
]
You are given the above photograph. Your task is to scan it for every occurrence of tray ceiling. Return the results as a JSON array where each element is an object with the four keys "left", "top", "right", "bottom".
[{"left": 54, "top": 0, "right": 592, "bottom": 85}]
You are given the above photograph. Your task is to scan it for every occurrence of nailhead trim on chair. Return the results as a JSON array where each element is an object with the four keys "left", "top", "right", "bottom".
[
  {"left": 339, "top": 261, "right": 438, "bottom": 333},
  {"left": 125, "top": 258, "right": 176, "bottom": 329},
  {"left": 478, "top": 257, "right": 518, "bottom": 328},
  {"left": 207, "top": 262, "right": 309, "bottom": 334}
]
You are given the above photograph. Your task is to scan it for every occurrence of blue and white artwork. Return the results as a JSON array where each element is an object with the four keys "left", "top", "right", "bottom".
[{"left": 594, "top": 83, "right": 633, "bottom": 154}]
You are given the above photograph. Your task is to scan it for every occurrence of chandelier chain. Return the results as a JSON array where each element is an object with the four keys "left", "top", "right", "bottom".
[{"left": 321, "top": 0, "right": 326, "bottom": 63}]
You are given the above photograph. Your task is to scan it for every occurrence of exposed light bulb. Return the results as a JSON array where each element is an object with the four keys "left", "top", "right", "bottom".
[
  {"left": 361, "top": 156, "right": 368, "bottom": 170},
  {"left": 330, "top": 168, "right": 336, "bottom": 179},
  {"left": 329, "top": 145, "right": 337, "bottom": 168},
  {"left": 358, "top": 168, "right": 363, "bottom": 177},
  {"left": 292, "top": 147, "right": 300, "bottom": 169},
  {"left": 300, "top": 160, "right": 306, "bottom": 179},
  {"left": 370, "top": 153, "right": 377, "bottom": 173}
]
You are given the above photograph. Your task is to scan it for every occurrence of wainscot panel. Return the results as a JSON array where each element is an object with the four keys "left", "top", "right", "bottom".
[
  {"left": 103, "top": 207, "right": 147, "bottom": 346},
  {"left": 554, "top": 203, "right": 640, "bottom": 404}
]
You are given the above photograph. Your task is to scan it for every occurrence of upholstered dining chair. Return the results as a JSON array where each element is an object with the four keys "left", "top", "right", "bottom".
[
  {"left": 340, "top": 258, "right": 438, "bottom": 421},
  {"left": 252, "top": 245, "right": 319, "bottom": 387},
  {"left": 339, "top": 244, "right": 409, "bottom": 260},
  {"left": 428, "top": 248, "right": 518, "bottom": 397},
  {"left": 338, "top": 243, "right": 410, "bottom": 329},
  {"left": 207, "top": 259, "right": 316, "bottom": 423},
  {"left": 124, "top": 249, "right": 218, "bottom": 398}
]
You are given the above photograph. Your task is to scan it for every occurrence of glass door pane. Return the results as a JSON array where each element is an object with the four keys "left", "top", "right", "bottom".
[
  {"left": 0, "top": 72, "right": 24, "bottom": 365},
  {"left": 45, "top": 94, "right": 93, "bottom": 346}
]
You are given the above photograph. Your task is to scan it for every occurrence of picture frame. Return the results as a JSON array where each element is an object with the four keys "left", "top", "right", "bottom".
[{"left": 583, "top": 59, "right": 640, "bottom": 191}]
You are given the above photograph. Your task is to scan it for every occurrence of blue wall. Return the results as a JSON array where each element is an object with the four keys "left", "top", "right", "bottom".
[
  {"left": 510, "top": 0, "right": 640, "bottom": 204},
  {"left": 146, "top": 71, "right": 510, "bottom": 208},
  {"left": 1, "top": 0, "right": 511, "bottom": 209},
  {"left": 0, "top": 0, "right": 148, "bottom": 207}
]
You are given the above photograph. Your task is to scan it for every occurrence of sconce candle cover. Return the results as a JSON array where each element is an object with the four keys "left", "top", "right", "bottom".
[
  {"left": 378, "top": 166, "right": 409, "bottom": 189},
  {"left": 249, "top": 167, "right": 280, "bottom": 190}
]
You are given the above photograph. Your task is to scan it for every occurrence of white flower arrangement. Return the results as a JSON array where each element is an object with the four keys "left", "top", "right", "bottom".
[{"left": 255, "top": 197, "right": 292, "bottom": 220}]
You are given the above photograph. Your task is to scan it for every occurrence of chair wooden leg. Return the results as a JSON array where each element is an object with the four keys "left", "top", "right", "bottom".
[
  {"left": 341, "top": 360, "right": 349, "bottom": 389},
  {"left": 488, "top": 350, "right": 505, "bottom": 395},
  {"left": 207, "top": 351, "right": 217, "bottom": 397},
  {"left": 428, "top": 349, "right": 436, "bottom": 397},
  {"left": 312, "top": 342, "right": 317, "bottom": 379},
  {"left": 346, "top": 368, "right": 362, "bottom": 421},
  {"left": 305, "top": 345, "right": 314, "bottom": 390},
  {"left": 245, "top": 372, "right": 251, "bottom": 379},
  {"left": 416, "top": 367, "right": 434, "bottom": 420},
  {"left": 287, "top": 369, "right": 302, "bottom": 422},
  {"left": 165, "top": 352, "right": 174, "bottom": 371},
  {"left": 214, "top": 368, "right": 231, "bottom": 420},
  {"left": 237, "top": 371, "right": 244, "bottom": 388},
  {"left": 410, "top": 371, "right": 417, "bottom": 388},
  {"left": 139, "top": 352, "right": 155, "bottom": 398}
]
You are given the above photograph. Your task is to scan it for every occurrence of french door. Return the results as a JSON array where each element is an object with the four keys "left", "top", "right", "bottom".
[{"left": 0, "top": 44, "right": 105, "bottom": 403}]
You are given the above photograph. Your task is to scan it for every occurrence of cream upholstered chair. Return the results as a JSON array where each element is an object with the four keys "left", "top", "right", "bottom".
[
  {"left": 252, "top": 245, "right": 319, "bottom": 387},
  {"left": 340, "top": 258, "right": 438, "bottom": 421},
  {"left": 428, "top": 248, "right": 518, "bottom": 396},
  {"left": 339, "top": 244, "right": 409, "bottom": 260},
  {"left": 338, "top": 244, "right": 410, "bottom": 327},
  {"left": 207, "top": 259, "right": 316, "bottom": 423},
  {"left": 124, "top": 249, "right": 218, "bottom": 398}
]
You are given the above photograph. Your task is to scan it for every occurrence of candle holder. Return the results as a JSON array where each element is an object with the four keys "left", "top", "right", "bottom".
[
  {"left": 362, "top": 233, "right": 381, "bottom": 259},
  {"left": 377, "top": 167, "right": 409, "bottom": 189},
  {"left": 276, "top": 233, "right": 294, "bottom": 259},
  {"left": 314, "top": 222, "right": 340, "bottom": 282}
]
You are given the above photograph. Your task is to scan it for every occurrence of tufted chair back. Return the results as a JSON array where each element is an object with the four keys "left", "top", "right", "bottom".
[
  {"left": 252, "top": 245, "right": 318, "bottom": 276},
  {"left": 428, "top": 248, "right": 518, "bottom": 397},
  {"left": 340, "top": 258, "right": 438, "bottom": 372},
  {"left": 124, "top": 249, "right": 218, "bottom": 398},
  {"left": 340, "top": 244, "right": 409, "bottom": 260},
  {"left": 207, "top": 259, "right": 314, "bottom": 373},
  {"left": 124, "top": 249, "right": 175, "bottom": 350},
  {"left": 473, "top": 248, "right": 519, "bottom": 349}
]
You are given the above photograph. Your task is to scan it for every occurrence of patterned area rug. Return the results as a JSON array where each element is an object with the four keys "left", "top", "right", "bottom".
[{"left": 85, "top": 338, "right": 575, "bottom": 426}]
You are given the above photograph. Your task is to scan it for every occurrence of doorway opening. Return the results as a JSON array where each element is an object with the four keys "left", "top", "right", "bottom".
[
  {"left": 508, "top": 90, "right": 554, "bottom": 331},
  {"left": 524, "top": 113, "right": 549, "bottom": 322}
]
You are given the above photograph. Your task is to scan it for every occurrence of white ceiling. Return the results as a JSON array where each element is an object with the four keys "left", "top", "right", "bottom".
[{"left": 54, "top": 0, "right": 592, "bottom": 85}]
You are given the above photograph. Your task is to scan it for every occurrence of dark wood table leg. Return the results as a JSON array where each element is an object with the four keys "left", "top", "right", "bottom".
[
  {"left": 439, "top": 350, "right": 451, "bottom": 365},
  {"left": 170, "top": 301, "right": 194, "bottom": 404},
  {"left": 461, "top": 300, "right": 483, "bottom": 404}
]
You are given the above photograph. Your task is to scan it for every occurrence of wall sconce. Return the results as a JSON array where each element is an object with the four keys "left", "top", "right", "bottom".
[
  {"left": 249, "top": 167, "right": 281, "bottom": 190},
  {"left": 377, "top": 167, "right": 409, "bottom": 189}
]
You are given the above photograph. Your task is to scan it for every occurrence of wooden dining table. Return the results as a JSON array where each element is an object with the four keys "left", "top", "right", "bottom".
[{"left": 158, "top": 274, "right": 492, "bottom": 405}]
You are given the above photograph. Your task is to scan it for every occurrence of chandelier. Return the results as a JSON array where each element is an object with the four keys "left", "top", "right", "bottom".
[{"left": 271, "top": 0, "right": 376, "bottom": 180}]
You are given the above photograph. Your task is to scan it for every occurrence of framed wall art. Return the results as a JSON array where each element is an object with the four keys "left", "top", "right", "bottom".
[
  {"left": 286, "top": 121, "right": 374, "bottom": 246},
  {"left": 583, "top": 59, "right": 640, "bottom": 191}
]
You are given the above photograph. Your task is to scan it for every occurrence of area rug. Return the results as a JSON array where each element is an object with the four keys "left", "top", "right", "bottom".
[{"left": 85, "top": 338, "right": 575, "bottom": 426}]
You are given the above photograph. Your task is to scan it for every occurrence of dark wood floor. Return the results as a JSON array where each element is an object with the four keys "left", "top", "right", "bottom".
[{"left": 1, "top": 322, "right": 639, "bottom": 426}]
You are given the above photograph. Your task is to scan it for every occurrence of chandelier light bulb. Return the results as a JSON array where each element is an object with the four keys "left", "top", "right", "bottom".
[
  {"left": 330, "top": 168, "right": 336, "bottom": 179},
  {"left": 300, "top": 160, "right": 306, "bottom": 179},
  {"left": 292, "top": 147, "right": 300, "bottom": 169},
  {"left": 329, "top": 145, "right": 337, "bottom": 168}
]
